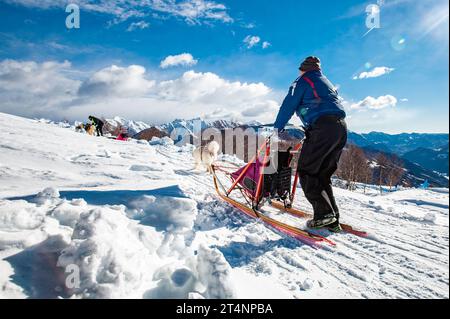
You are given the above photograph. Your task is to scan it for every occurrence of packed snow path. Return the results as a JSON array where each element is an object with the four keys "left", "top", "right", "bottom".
[{"left": 0, "top": 112, "right": 448, "bottom": 299}]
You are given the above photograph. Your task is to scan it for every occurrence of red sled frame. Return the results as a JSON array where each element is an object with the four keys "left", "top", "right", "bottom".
[
  {"left": 212, "top": 138, "right": 338, "bottom": 247},
  {"left": 212, "top": 138, "right": 368, "bottom": 246},
  {"left": 224, "top": 138, "right": 302, "bottom": 210}
]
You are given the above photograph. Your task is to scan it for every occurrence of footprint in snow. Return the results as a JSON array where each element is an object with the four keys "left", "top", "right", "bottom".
[
  {"left": 96, "top": 150, "right": 114, "bottom": 158},
  {"left": 129, "top": 164, "right": 164, "bottom": 172}
]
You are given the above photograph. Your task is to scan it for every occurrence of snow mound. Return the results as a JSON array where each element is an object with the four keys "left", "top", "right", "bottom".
[
  {"left": 51, "top": 199, "right": 88, "bottom": 228},
  {"left": 423, "top": 212, "right": 436, "bottom": 224},
  {"left": 145, "top": 265, "right": 198, "bottom": 299},
  {"left": 149, "top": 136, "right": 175, "bottom": 146},
  {"left": 146, "top": 245, "right": 235, "bottom": 299},
  {"left": 300, "top": 278, "right": 315, "bottom": 291},
  {"left": 1, "top": 186, "right": 235, "bottom": 299},
  {"left": 57, "top": 207, "right": 162, "bottom": 299},
  {"left": 0, "top": 199, "right": 64, "bottom": 250},
  {"left": 0, "top": 204, "right": 45, "bottom": 231},
  {"left": 128, "top": 195, "right": 198, "bottom": 233},
  {"left": 195, "top": 245, "right": 236, "bottom": 299},
  {"left": 33, "top": 187, "right": 61, "bottom": 205}
]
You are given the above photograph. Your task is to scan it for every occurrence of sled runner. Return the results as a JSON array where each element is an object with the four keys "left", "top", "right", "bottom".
[
  {"left": 269, "top": 201, "right": 368, "bottom": 238},
  {"left": 212, "top": 137, "right": 368, "bottom": 247}
]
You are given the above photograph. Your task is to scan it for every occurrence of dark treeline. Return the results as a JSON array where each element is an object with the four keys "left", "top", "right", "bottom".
[{"left": 336, "top": 144, "right": 405, "bottom": 194}]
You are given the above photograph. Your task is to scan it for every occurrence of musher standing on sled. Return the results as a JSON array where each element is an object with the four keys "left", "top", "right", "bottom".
[{"left": 273, "top": 56, "right": 347, "bottom": 232}]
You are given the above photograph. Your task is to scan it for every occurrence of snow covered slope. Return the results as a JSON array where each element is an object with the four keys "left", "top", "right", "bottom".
[{"left": 0, "top": 112, "right": 448, "bottom": 299}]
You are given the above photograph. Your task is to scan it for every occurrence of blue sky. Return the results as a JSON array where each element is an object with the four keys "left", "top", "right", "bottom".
[{"left": 0, "top": 0, "right": 448, "bottom": 133}]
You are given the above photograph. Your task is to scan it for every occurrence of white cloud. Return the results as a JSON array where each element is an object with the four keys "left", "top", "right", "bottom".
[
  {"left": 0, "top": 59, "right": 76, "bottom": 94},
  {"left": 157, "top": 70, "right": 271, "bottom": 105},
  {"left": 5, "top": 0, "right": 233, "bottom": 25},
  {"left": 139, "top": 67, "right": 280, "bottom": 122},
  {"left": 243, "top": 35, "right": 261, "bottom": 49},
  {"left": 350, "top": 95, "right": 398, "bottom": 110},
  {"left": 0, "top": 59, "right": 278, "bottom": 124},
  {"left": 155, "top": 0, "right": 233, "bottom": 24},
  {"left": 242, "top": 22, "right": 256, "bottom": 29},
  {"left": 47, "top": 41, "right": 97, "bottom": 54},
  {"left": 400, "top": 98, "right": 409, "bottom": 102},
  {"left": 96, "top": 70, "right": 277, "bottom": 122},
  {"left": 343, "top": 94, "right": 423, "bottom": 133},
  {"left": 262, "top": 41, "right": 271, "bottom": 49},
  {"left": 127, "top": 21, "right": 150, "bottom": 32},
  {"left": 160, "top": 53, "right": 198, "bottom": 69},
  {"left": 202, "top": 107, "right": 242, "bottom": 122},
  {"left": 241, "top": 101, "right": 278, "bottom": 117},
  {"left": 353, "top": 67, "right": 395, "bottom": 80},
  {"left": 78, "top": 65, "right": 155, "bottom": 99},
  {"left": 4, "top": 0, "right": 63, "bottom": 9},
  {"left": 0, "top": 59, "right": 80, "bottom": 117},
  {"left": 243, "top": 36, "right": 271, "bottom": 50}
]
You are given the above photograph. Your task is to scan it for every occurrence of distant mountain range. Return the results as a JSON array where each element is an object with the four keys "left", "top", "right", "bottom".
[
  {"left": 160, "top": 118, "right": 242, "bottom": 134},
  {"left": 403, "top": 144, "right": 449, "bottom": 175},
  {"left": 347, "top": 131, "right": 449, "bottom": 155},
  {"left": 347, "top": 132, "right": 449, "bottom": 176},
  {"left": 159, "top": 118, "right": 249, "bottom": 144}
]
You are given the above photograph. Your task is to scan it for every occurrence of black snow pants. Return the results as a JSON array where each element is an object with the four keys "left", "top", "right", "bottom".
[
  {"left": 96, "top": 122, "right": 104, "bottom": 136},
  {"left": 298, "top": 115, "right": 347, "bottom": 220},
  {"left": 91, "top": 118, "right": 104, "bottom": 136}
]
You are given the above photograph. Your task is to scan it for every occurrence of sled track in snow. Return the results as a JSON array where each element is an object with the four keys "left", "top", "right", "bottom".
[{"left": 153, "top": 145, "right": 449, "bottom": 299}]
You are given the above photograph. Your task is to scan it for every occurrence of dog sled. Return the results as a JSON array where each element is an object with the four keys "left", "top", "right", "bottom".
[{"left": 211, "top": 137, "right": 368, "bottom": 248}]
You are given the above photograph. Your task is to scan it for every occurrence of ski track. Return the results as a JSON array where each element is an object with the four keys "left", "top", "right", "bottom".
[{"left": 0, "top": 113, "right": 448, "bottom": 299}]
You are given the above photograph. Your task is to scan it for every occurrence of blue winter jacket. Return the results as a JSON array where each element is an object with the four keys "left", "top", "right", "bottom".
[{"left": 273, "top": 70, "right": 346, "bottom": 130}]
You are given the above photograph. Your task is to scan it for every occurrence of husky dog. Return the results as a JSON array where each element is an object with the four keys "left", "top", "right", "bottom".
[
  {"left": 85, "top": 124, "right": 96, "bottom": 136},
  {"left": 193, "top": 141, "right": 220, "bottom": 174}
]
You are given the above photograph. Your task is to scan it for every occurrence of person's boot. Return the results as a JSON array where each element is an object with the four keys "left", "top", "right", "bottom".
[
  {"left": 326, "top": 220, "right": 343, "bottom": 233},
  {"left": 306, "top": 213, "right": 337, "bottom": 229}
]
